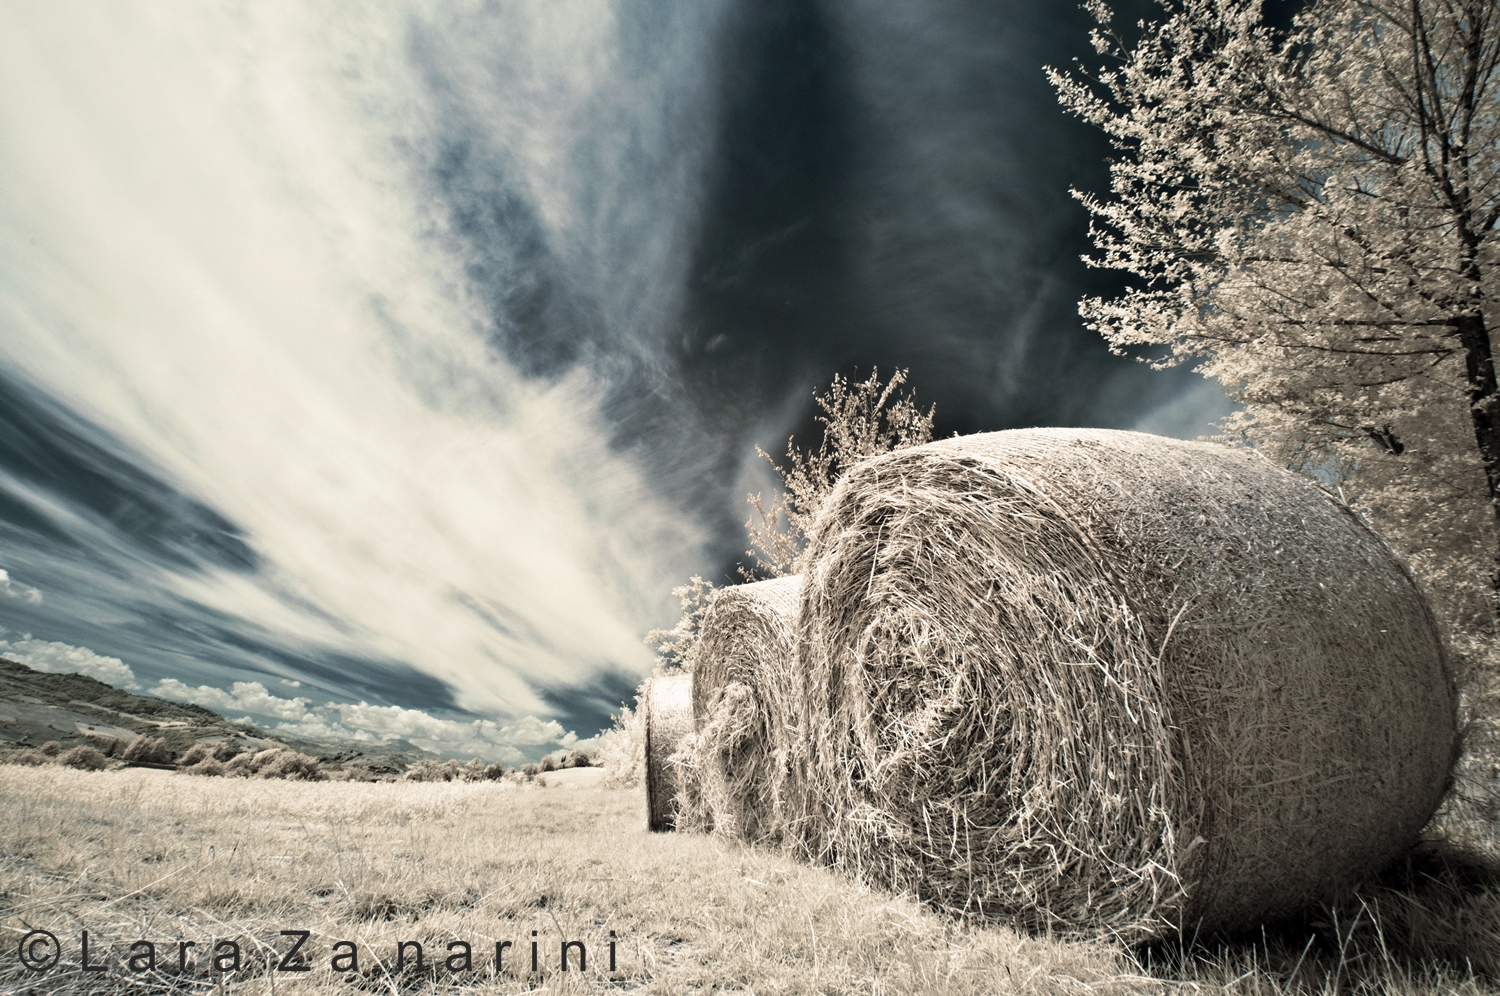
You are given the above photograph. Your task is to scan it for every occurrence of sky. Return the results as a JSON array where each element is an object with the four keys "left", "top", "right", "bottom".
[{"left": 0, "top": 0, "right": 1233, "bottom": 762}]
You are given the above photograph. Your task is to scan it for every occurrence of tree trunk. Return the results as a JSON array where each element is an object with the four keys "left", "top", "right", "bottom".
[{"left": 1455, "top": 309, "right": 1500, "bottom": 597}]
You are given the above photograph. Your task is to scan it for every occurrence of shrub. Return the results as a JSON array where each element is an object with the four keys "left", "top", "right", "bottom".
[
  {"left": 58, "top": 746, "right": 108, "bottom": 771},
  {"left": 482, "top": 762, "right": 507, "bottom": 780},
  {"left": 461, "top": 758, "right": 484, "bottom": 782},
  {"left": 220, "top": 747, "right": 309, "bottom": 777},
  {"left": 599, "top": 702, "right": 646, "bottom": 789},
  {"left": 402, "top": 759, "right": 461, "bottom": 782},
  {"left": 122, "top": 735, "right": 171, "bottom": 765},
  {"left": 223, "top": 751, "right": 260, "bottom": 777},
  {"left": 539, "top": 754, "right": 558, "bottom": 773},
  {"left": 39, "top": 741, "right": 61, "bottom": 757},
  {"left": 2, "top": 749, "right": 51, "bottom": 766},
  {"left": 563, "top": 749, "right": 596, "bottom": 768},
  {"left": 212, "top": 742, "right": 243, "bottom": 762},
  {"left": 183, "top": 758, "right": 225, "bottom": 777},
  {"left": 521, "top": 763, "right": 539, "bottom": 779},
  {"left": 256, "top": 750, "right": 326, "bottom": 781},
  {"left": 86, "top": 736, "right": 120, "bottom": 757},
  {"left": 176, "top": 743, "right": 213, "bottom": 768}
]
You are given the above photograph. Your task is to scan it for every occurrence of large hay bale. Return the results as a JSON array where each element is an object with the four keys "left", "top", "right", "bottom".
[
  {"left": 796, "top": 428, "right": 1456, "bottom": 940},
  {"left": 688, "top": 575, "right": 801, "bottom": 841},
  {"left": 644, "top": 672, "right": 694, "bottom": 832}
]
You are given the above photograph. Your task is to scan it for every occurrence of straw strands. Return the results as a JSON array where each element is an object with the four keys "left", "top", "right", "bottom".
[
  {"left": 684, "top": 575, "right": 801, "bottom": 842},
  {"left": 794, "top": 428, "right": 1456, "bottom": 940},
  {"left": 644, "top": 672, "right": 694, "bottom": 832}
]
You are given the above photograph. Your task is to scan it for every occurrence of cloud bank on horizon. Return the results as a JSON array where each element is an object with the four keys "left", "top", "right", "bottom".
[
  {"left": 0, "top": 0, "right": 1232, "bottom": 759},
  {"left": 0, "top": 632, "right": 140, "bottom": 691},
  {"left": 0, "top": 624, "right": 588, "bottom": 760}
]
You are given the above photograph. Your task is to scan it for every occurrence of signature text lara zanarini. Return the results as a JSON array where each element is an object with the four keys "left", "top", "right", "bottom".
[{"left": 15, "top": 928, "right": 621, "bottom": 978}]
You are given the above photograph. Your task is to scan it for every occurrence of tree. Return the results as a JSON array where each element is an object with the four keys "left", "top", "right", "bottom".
[
  {"left": 644, "top": 369, "right": 935, "bottom": 670},
  {"left": 743, "top": 368, "right": 935, "bottom": 579},
  {"left": 1049, "top": 0, "right": 1500, "bottom": 651},
  {"left": 645, "top": 574, "right": 718, "bottom": 670}
]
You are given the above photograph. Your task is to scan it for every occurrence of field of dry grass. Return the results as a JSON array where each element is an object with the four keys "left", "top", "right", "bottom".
[{"left": 1, "top": 765, "right": 1496, "bottom": 994}]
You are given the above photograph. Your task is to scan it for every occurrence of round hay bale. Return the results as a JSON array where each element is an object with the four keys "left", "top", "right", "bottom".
[
  {"left": 688, "top": 575, "right": 801, "bottom": 841},
  {"left": 796, "top": 427, "right": 1456, "bottom": 940},
  {"left": 644, "top": 672, "right": 694, "bottom": 832}
]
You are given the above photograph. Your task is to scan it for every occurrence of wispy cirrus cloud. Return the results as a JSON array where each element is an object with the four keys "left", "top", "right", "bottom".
[{"left": 0, "top": 1, "right": 720, "bottom": 738}]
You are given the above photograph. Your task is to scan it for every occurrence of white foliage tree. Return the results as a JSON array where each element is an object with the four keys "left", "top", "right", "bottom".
[
  {"left": 744, "top": 368, "right": 935, "bottom": 579},
  {"left": 643, "top": 369, "right": 934, "bottom": 671},
  {"left": 1050, "top": 0, "right": 1500, "bottom": 655}
]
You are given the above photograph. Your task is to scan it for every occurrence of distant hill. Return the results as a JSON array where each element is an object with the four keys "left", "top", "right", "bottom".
[{"left": 0, "top": 658, "right": 446, "bottom": 774}]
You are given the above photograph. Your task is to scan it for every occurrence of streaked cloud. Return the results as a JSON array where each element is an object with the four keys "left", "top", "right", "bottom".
[{"left": 0, "top": 1, "right": 712, "bottom": 736}]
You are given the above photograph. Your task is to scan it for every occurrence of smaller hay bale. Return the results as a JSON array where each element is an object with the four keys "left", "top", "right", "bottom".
[
  {"left": 644, "top": 672, "right": 694, "bottom": 832},
  {"left": 687, "top": 575, "right": 801, "bottom": 842}
]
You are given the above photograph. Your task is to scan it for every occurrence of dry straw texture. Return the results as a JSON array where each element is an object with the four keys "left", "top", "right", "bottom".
[
  {"left": 644, "top": 672, "right": 693, "bottom": 832},
  {"left": 684, "top": 575, "right": 801, "bottom": 842},
  {"left": 0, "top": 765, "right": 1177, "bottom": 996},
  {"left": 795, "top": 428, "right": 1457, "bottom": 941}
]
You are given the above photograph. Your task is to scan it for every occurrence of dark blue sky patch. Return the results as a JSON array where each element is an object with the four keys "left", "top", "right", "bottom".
[
  {"left": 535, "top": 664, "right": 651, "bottom": 740},
  {"left": 0, "top": 489, "right": 75, "bottom": 549},
  {"left": 0, "top": 371, "right": 258, "bottom": 574}
]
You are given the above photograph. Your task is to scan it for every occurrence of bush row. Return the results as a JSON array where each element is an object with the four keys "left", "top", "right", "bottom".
[
  {"left": 1, "top": 743, "right": 110, "bottom": 770},
  {"left": 402, "top": 757, "right": 507, "bottom": 782},
  {"left": 176, "top": 743, "right": 326, "bottom": 780},
  {"left": 516, "top": 748, "right": 594, "bottom": 778},
  {"left": 2, "top": 739, "right": 602, "bottom": 782}
]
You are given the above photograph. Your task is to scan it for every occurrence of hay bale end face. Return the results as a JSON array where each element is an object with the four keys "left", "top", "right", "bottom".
[
  {"left": 688, "top": 575, "right": 801, "bottom": 841},
  {"left": 644, "top": 672, "right": 694, "bottom": 832},
  {"left": 797, "top": 428, "right": 1456, "bottom": 940}
]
